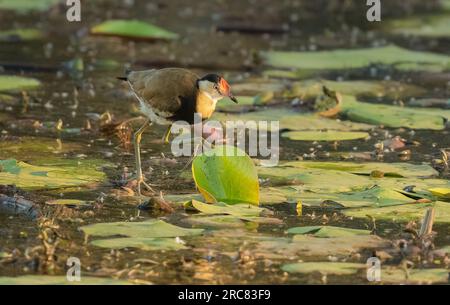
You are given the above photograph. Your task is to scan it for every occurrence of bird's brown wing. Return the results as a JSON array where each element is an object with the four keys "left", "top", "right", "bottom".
[{"left": 127, "top": 68, "right": 199, "bottom": 118}]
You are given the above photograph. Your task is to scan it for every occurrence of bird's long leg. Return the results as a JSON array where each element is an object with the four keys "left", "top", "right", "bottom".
[
  {"left": 133, "top": 119, "right": 154, "bottom": 196},
  {"left": 162, "top": 125, "right": 172, "bottom": 144}
]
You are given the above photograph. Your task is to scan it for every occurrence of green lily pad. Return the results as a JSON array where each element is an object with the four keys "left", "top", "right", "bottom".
[
  {"left": 213, "top": 109, "right": 374, "bottom": 132},
  {"left": 428, "top": 188, "right": 450, "bottom": 200},
  {"left": 0, "top": 0, "right": 60, "bottom": 12},
  {"left": 282, "top": 130, "right": 369, "bottom": 141},
  {"left": 0, "top": 275, "right": 131, "bottom": 285},
  {"left": 263, "top": 45, "right": 450, "bottom": 72},
  {"left": 284, "top": 160, "right": 438, "bottom": 178},
  {"left": 289, "top": 79, "right": 425, "bottom": 99},
  {"left": 216, "top": 96, "right": 255, "bottom": 112},
  {"left": 0, "top": 76, "right": 41, "bottom": 92},
  {"left": 192, "top": 145, "right": 260, "bottom": 205},
  {"left": 81, "top": 219, "right": 203, "bottom": 238},
  {"left": 385, "top": 14, "right": 450, "bottom": 38},
  {"left": 342, "top": 95, "right": 450, "bottom": 130},
  {"left": 0, "top": 159, "right": 107, "bottom": 190},
  {"left": 46, "top": 199, "right": 91, "bottom": 206},
  {"left": 344, "top": 201, "right": 450, "bottom": 224},
  {"left": 282, "top": 262, "right": 365, "bottom": 275},
  {"left": 91, "top": 237, "right": 187, "bottom": 251},
  {"left": 0, "top": 137, "right": 82, "bottom": 161},
  {"left": 184, "top": 215, "right": 247, "bottom": 229},
  {"left": 287, "top": 226, "right": 371, "bottom": 237},
  {"left": 191, "top": 200, "right": 266, "bottom": 217},
  {"left": 381, "top": 268, "right": 450, "bottom": 284},
  {"left": 91, "top": 20, "right": 178, "bottom": 40},
  {"left": 0, "top": 29, "right": 44, "bottom": 42}
]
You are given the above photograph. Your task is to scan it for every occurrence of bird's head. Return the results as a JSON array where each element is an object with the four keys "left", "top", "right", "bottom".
[{"left": 198, "top": 74, "right": 238, "bottom": 103}]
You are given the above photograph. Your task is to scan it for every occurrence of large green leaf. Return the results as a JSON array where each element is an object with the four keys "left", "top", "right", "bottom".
[
  {"left": 282, "top": 262, "right": 365, "bottom": 275},
  {"left": 91, "top": 20, "right": 178, "bottom": 40},
  {"left": 263, "top": 45, "right": 450, "bottom": 72},
  {"left": 0, "top": 76, "right": 41, "bottom": 92},
  {"left": 287, "top": 226, "right": 371, "bottom": 237},
  {"left": 192, "top": 145, "right": 260, "bottom": 205},
  {"left": 282, "top": 130, "right": 369, "bottom": 141},
  {"left": 342, "top": 95, "right": 450, "bottom": 130},
  {"left": 0, "top": 0, "right": 59, "bottom": 12},
  {"left": 0, "top": 275, "right": 130, "bottom": 285},
  {"left": 0, "top": 159, "right": 107, "bottom": 190}
]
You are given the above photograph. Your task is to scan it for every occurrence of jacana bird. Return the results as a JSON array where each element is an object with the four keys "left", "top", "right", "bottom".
[{"left": 118, "top": 67, "right": 238, "bottom": 196}]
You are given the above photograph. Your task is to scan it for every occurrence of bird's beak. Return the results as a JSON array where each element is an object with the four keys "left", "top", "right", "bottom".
[{"left": 229, "top": 93, "right": 238, "bottom": 103}]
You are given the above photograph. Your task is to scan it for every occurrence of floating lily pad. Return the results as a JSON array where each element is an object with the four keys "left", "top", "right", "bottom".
[
  {"left": 0, "top": 0, "right": 60, "bottom": 12},
  {"left": 216, "top": 96, "right": 255, "bottom": 112},
  {"left": 0, "top": 137, "right": 82, "bottom": 161},
  {"left": 344, "top": 201, "right": 450, "bottom": 224},
  {"left": 0, "top": 275, "right": 131, "bottom": 285},
  {"left": 192, "top": 145, "right": 260, "bottom": 205},
  {"left": 428, "top": 188, "right": 450, "bottom": 200},
  {"left": 282, "top": 130, "right": 369, "bottom": 141},
  {"left": 282, "top": 262, "right": 365, "bottom": 275},
  {"left": 289, "top": 79, "right": 425, "bottom": 99},
  {"left": 46, "top": 199, "right": 91, "bottom": 206},
  {"left": 91, "top": 20, "right": 178, "bottom": 40},
  {"left": 263, "top": 45, "right": 450, "bottom": 72},
  {"left": 381, "top": 268, "right": 450, "bottom": 284},
  {"left": 213, "top": 108, "right": 374, "bottom": 132},
  {"left": 284, "top": 160, "right": 438, "bottom": 178},
  {"left": 0, "top": 76, "right": 41, "bottom": 92},
  {"left": 191, "top": 200, "right": 266, "bottom": 217},
  {"left": 184, "top": 214, "right": 247, "bottom": 229},
  {"left": 91, "top": 237, "right": 187, "bottom": 251},
  {"left": 0, "top": 29, "right": 44, "bottom": 42},
  {"left": 287, "top": 225, "right": 371, "bottom": 237},
  {"left": 0, "top": 159, "right": 107, "bottom": 190},
  {"left": 81, "top": 219, "right": 203, "bottom": 238},
  {"left": 385, "top": 14, "right": 450, "bottom": 38},
  {"left": 342, "top": 95, "right": 450, "bottom": 130}
]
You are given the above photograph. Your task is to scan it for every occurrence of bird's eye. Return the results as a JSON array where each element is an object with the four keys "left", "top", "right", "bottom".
[{"left": 213, "top": 84, "right": 218, "bottom": 89}]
